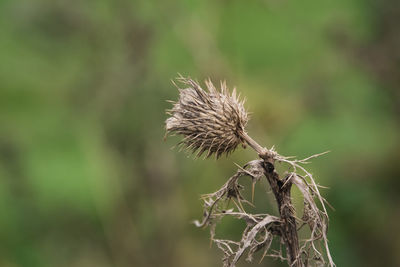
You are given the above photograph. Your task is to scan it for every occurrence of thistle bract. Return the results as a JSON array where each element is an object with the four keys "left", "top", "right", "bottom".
[{"left": 165, "top": 76, "right": 248, "bottom": 158}]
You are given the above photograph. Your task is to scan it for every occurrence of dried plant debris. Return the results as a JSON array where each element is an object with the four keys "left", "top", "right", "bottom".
[
  {"left": 192, "top": 157, "right": 333, "bottom": 267},
  {"left": 165, "top": 76, "right": 334, "bottom": 267}
]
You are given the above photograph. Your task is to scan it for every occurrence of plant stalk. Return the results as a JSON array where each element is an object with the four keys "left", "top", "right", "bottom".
[
  {"left": 242, "top": 133, "right": 302, "bottom": 266},
  {"left": 262, "top": 159, "right": 302, "bottom": 267}
]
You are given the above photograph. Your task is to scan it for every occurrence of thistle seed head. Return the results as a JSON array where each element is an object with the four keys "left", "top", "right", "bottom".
[{"left": 165, "top": 76, "right": 249, "bottom": 158}]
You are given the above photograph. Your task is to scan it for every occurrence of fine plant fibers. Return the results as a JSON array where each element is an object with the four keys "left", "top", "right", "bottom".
[{"left": 165, "top": 76, "right": 335, "bottom": 267}]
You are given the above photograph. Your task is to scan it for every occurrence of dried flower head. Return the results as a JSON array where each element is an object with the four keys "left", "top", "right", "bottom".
[{"left": 165, "top": 76, "right": 249, "bottom": 158}]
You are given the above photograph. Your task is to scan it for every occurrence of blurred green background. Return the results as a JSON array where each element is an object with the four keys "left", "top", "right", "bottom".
[{"left": 1, "top": 0, "right": 399, "bottom": 266}]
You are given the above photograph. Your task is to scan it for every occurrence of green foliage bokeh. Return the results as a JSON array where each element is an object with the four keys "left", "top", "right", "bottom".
[{"left": 0, "top": 0, "right": 399, "bottom": 266}]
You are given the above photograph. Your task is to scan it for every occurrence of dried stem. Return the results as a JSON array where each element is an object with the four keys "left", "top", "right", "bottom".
[
  {"left": 243, "top": 135, "right": 302, "bottom": 267},
  {"left": 240, "top": 131, "right": 267, "bottom": 156},
  {"left": 262, "top": 157, "right": 301, "bottom": 266},
  {"left": 240, "top": 131, "right": 301, "bottom": 265}
]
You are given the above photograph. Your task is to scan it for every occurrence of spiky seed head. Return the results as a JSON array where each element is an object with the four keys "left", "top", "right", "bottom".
[{"left": 165, "top": 76, "right": 249, "bottom": 158}]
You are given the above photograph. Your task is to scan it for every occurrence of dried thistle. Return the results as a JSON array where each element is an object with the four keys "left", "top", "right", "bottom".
[
  {"left": 164, "top": 75, "right": 334, "bottom": 267},
  {"left": 165, "top": 76, "right": 249, "bottom": 158}
]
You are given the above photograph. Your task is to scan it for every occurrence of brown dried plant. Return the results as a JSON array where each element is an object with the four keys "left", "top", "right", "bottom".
[
  {"left": 165, "top": 75, "right": 335, "bottom": 267},
  {"left": 166, "top": 76, "right": 248, "bottom": 158}
]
